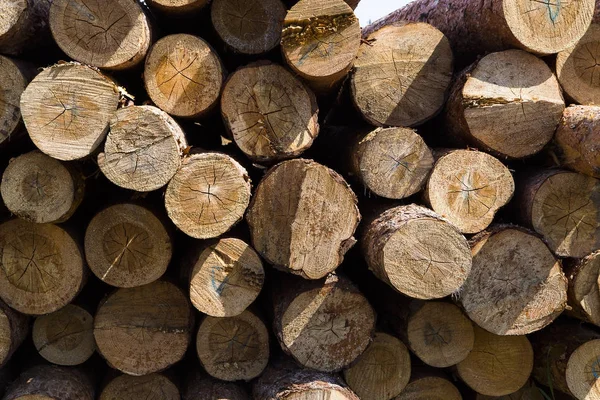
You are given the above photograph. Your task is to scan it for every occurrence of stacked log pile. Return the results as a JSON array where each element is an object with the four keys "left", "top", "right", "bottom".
[{"left": 0, "top": 0, "right": 600, "bottom": 399}]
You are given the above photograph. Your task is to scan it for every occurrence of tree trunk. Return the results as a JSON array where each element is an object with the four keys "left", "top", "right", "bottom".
[
  {"left": 147, "top": 0, "right": 209, "bottom": 13},
  {"left": 93, "top": 280, "right": 193, "bottom": 376},
  {"left": 220, "top": 61, "right": 319, "bottom": 163},
  {"left": 247, "top": 159, "right": 360, "bottom": 279},
  {"left": 351, "top": 22, "right": 453, "bottom": 128},
  {"left": 272, "top": 273, "right": 375, "bottom": 372},
  {"left": 211, "top": 0, "right": 286, "bottom": 55},
  {"left": 459, "top": 225, "right": 567, "bottom": 335},
  {"left": 165, "top": 152, "right": 251, "bottom": 239},
  {"left": 424, "top": 149, "right": 515, "bottom": 234},
  {"left": 0, "top": 55, "right": 32, "bottom": 146},
  {"left": 144, "top": 34, "right": 224, "bottom": 119},
  {"left": 445, "top": 50, "right": 564, "bottom": 159},
  {"left": 516, "top": 169, "right": 600, "bottom": 258},
  {"left": 195, "top": 309, "right": 270, "bottom": 381},
  {"left": 3, "top": 365, "right": 94, "bottom": 400},
  {"left": 184, "top": 371, "right": 249, "bottom": 400},
  {"left": 0, "top": 0, "right": 52, "bottom": 55},
  {"left": 362, "top": 204, "right": 472, "bottom": 300},
  {"left": 189, "top": 237, "right": 264, "bottom": 318},
  {"left": 281, "top": 0, "right": 361, "bottom": 92},
  {"left": 253, "top": 358, "right": 360, "bottom": 400},
  {"left": 98, "top": 105, "right": 188, "bottom": 192},
  {"left": 343, "top": 332, "right": 411, "bottom": 400},
  {"left": 20, "top": 63, "right": 120, "bottom": 161},
  {"left": 1, "top": 150, "right": 84, "bottom": 223},
  {"left": 0, "top": 219, "right": 86, "bottom": 315},
  {"left": 349, "top": 127, "right": 434, "bottom": 200},
  {"left": 395, "top": 375, "right": 462, "bottom": 400},
  {"left": 457, "top": 325, "right": 533, "bottom": 397},
  {"left": 0, "top": 299, "right": 28, "bottom": 368},
  {"left": 85, "top": 203, "right": 172, "bottom": 288},
  {"left": 49, "top": 0, "right": 151, "bottom": 70},
  {"left": 376, "top": 0, "right": 595, "bottom": 60},
  {"left": 100, "top": 373, "right": 180, "bottom": 400},
  {"left": 554, "top": 106, "right": 600, "bottom": 178},
  {"left": 32, "top": 304, "right": 94, "bottom": 366},
  {"left": 475, "top": 381, "right": 545, "bottom": 400},
  {"left": 564, "top": 250, "right": 600, "bottom": 326}
]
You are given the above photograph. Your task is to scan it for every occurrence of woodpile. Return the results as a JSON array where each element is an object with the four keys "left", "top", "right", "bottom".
[{"left": 2, "top": 0, "right": 600, "bottom": 399}]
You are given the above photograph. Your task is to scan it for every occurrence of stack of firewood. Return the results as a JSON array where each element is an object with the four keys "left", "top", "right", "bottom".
[{"left": 0, "top": 0, "right": 599, "bottom": 398}]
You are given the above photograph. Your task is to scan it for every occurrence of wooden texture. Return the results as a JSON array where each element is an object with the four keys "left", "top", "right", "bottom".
[
  {"left": 184, "top": 372, "right": 249, "bottom": 400},
  {"left": 98, "top": 105, "right": 188, "bottom": 192},
  {"left": 351, "top": 22, "right": 453, "bottom": 127},
  {"left": 0, "top": 0, "right": 51, "bottom": 55},
  {"left": 247, "top": 159, "right": 359, "bottom": 279},
  {"left": 362, "top": 204, "right": 472, "bottom": 300},
  {"left": 3, "top": 365, "right": 94, "bottom": 400},
  {"left": 0, "top": 55, "right": 30, "bottom": 145},
  {"left": 148, "top": 0, "right": 209, "bottom": 13},
  {"left": 0, "top": 299, "right": 27, "bottom": 368},
  {"left": 475, "top": 381, "right": 544, "bottom": 399},
  {"left": 460, "top": 226, "right": 567, "bottom": 335},
  {"left": 20, "top": 63, "right": 120, "bottom": 161},
  {"left": 565, "top": 251, "right": 600, "bottom": 326},
  {"left": 555, "top": 105, "right": 600, "bottom": 178},
  {"left": 99, "top": 374, "right": 180, "bottom": 400},
  {"left": 394, "top": 376, "right": 462, "bottom": 400}
]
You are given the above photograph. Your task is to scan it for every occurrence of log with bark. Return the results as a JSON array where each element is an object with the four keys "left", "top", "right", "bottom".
[
  {"left": 0, "top": 0, "right": 52, "bottom": 55},
  {"left": 184, "top": 371, "right": 250, "bottom": 400},
  {"left": 0, "top": 55, "right": 31, "bottom": 146},
  {"left": 554, "top": 106, "right": 600, "bottom": 178},
  {"left": 99, "top": 374, "right": 180, "bottom": 400},
  {"left": 3, "top": 365, "right": 94, "bottom": 400},
  {"left": 564, "top": 250, "right": 600, "bottom": 326},
  {"left": 0, "top": 299, "right": 27, "bottom": 369}
]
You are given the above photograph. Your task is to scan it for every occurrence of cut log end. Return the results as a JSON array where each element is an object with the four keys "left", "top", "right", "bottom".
[
  {"left": 144, "top": 34, "right": 224, "bottom": 118},
  {"left": 149, "top": 0, "right": 210, "bottom": 13},
  {"left": 460, "top": 226, "right": 567, "bottom": 335},
  {"left": 0, "top": 219, "right": 84, "bottom": 315},
  {"left": 1, "top": 151, "right": 83, "bottom": 223},
  {"left": 190, "top": 238, "right": 264, "bottom": 317},
  {"left": 351, "top": 127, "right": 434, "bottom": 200},
  {"left": 196, "top": 310, "right": 269, "bottom": 381},
  {"left": 212, "top": 0, "right": 286, "bottom": 55},
  {"left": 475, "top": 381, "right": 544, "bottom": 399},
  {"left": 49, "top": 0, "right": 151, "bottom": 70},
  {"left": 457, "top": 326, "right": 533, "bottom": 397},
  {"left": 426, "top": 150, "right": 514, "bottom": 234},
  {"left": 394, "top": 377, "right": 462, "bottom": 400},
  {"left": 352, "top": 23, "right": 453, "bottom": 127},
  {"left": 406, "top": 302, "right": 474, "bottom": 368},
  {"left": 343, "top": 332, "right": 411, "bottom": 400},
  {"left": 0, "top": 299, "right": 27, "bottom": 368},
  {"left": 247, "top": 159, "right": 359, "bottom": 279},
  {"left": 567, "top": 251, "right": 600, "bottom": 326},
  {"left": 281, "top": 0, "right": 361, "bottom": 90},
  {"left": 100, "top": 374, "right": 180, "bottom": 400},
  {"left": 566, "top": 339, "right": 600, "bottom": 400},
  {"left": 20, "top": 63, "right": 120, "bottom": 161},
  {"left": 98, "top": 105, "right": 188, "bottom": 192},
  {"left": 93, "top": 281, "right": 192, "bottom": 376},
  {"left": 165, "top": 153, "right": 251, "bottom": 239},
  {"left": 555, "top": 106, "right": 600, "bottom": 179},
  {"left": 221, "top": 62, "right": 319, "bottom": 162},
  {"left": 32, "top": 304, "right": 94, "bottom": 366},
  {"left": 0, "top": 55, "right": 28, "bottom": 144},
  {"left": 4, "top": 365, "right": 94, "bottom": 400},
  {"left": 85, "top": 203, "right": 172, "bottom": 288}
]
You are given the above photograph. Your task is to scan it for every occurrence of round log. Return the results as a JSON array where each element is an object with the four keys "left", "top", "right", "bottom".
[
  {"left": 351, "top": 22, "right": 453, "bottom": 127},
  {"left": 184, "top": 372, "right": 249, "bottom": 400},
  {"left": 406, "top": 301, "right": 474, "bottom": 368},
  {"left": 0, "top": 55, "right": 30, "bottom": 144},
  {"left": 211, "top": 0, "right": 286, "bottom": 55},
  {"left": 457, "top": 326, "right": 533, "bottom": 397},
  {"left": 94, "top": 280, "right": 193, "bottom": 376},
  {"left": 49, "top": 0, "right": 151, "bottom": 70},
  {"left": 220, "top": 61, "right": 319, "bottom": 163},
  {"left": 144, "top": 34, "right": 224, "bottom": 118},
  {"left": 85, "top": 203, "right": 172, "bottom": 288},
  {"left": 3, "top": 365, "right": 94, "bottom": 400},
  {"left": 1, "top": 150, "right": 84, "bottom": 224},
  {"left": 445, "top": 50, "right": 564, "bottom": 159},
  {"left": 165, "top": 153, "right": 251, "bottom": 239},
  {"left": 0, "top": 299, "right": 27, "bottom": 368},
  {"left": 350, "top": 127, "right": 434, "bottom": 199},
  {"left": 517, "top": 169, "right": 600, "bottom": 258},
  {"left": 425, "top": 149, "right": 514, "bottom": 234},
  {"left": 554, "top": 106, "right": 600, "bottom": 178},
  {"left": 343, "top": 332, "right": 411, "bottom": 400},
  {"left": 196, "top": 309, "right": 270, "bottom": 381},
  {"left": 246, "top": 159, "right": 360, "bottom": 279},
  {"left": 98, "top": 105, "right": 188, "bottom": 192},
  {"left": 0, "top": 0, "right": 51, "bottom": 55},
  {"left": 20, "top": 63, "right": 120, "bottom": 161},
  {"left": 565, "top": 251, "right": 600, "bottom": 326},
  {"left": 189, "top": 238, "right": 264, "bottom": 317},
  {"left": 32, "top": 304, "right": 95, "bottom": 366},
  {"left": 394, "top": 376, "right": 462, "bottom": 400},
  {"left": 460, "top": 226, "right": 567, "bottom": 335},
  {"left": 362, "top": 204, "right": 472, "bottom": 300},
  {"left": 557, "top": 24, "right": 600, "bottom": 105},
  {"left": 273, "top": 274, "right": 375, "bottom": 372},
  {"left": 475, "top": 381, "right": 544, "bottom": 399},
  {"left": 0, "top": 219, "right": 85, "bottom": 315},
  {"left": 381, "top": 0, "right": 595, "bottom": 58},
  {"left": 148, "top": 0, "right": 209, "bottom": 13},
  {"left": 100, "top": 374, "right": 180, "bottom": 400},
  {"left": 280, "top": 0, "right": 361, "bottom": 91}
]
